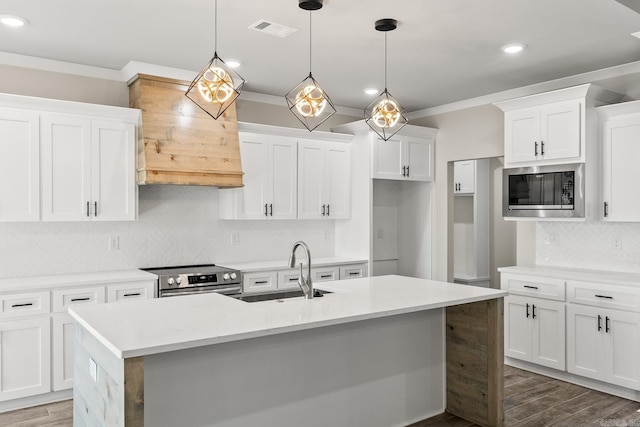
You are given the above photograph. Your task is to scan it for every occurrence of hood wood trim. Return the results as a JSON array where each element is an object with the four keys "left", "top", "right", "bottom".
[{"left": 129, "top": 74, "right": 243, "bottom": 187}]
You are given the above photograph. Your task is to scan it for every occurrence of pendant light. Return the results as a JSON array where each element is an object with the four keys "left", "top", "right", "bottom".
[
  {"left": 186, "top": 0, "right": 245, "bottom": 120},
  {"left": 364, "top": 19, "right": 408, "bottom": 141},
  {"left": 285, "top": 0, "right": 336, "bottom": 131}
]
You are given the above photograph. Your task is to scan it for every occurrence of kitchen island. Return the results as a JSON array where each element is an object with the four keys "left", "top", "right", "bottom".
[{"left": 69, "top": 275, "right": 507, "bottom": 427}]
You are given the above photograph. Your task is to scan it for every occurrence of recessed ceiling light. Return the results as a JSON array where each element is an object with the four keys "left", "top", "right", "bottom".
[
  {"left": 225, "top": 60, "right": 241, "bottom": 69},
  {"left": 365, "top": 88, "right": 378, "bottom": 95},
  {"left": 502, "top": 43, "right": 526, "bottom": 54},
  {"left": 0, "top": 14, "right": 29, "bottom": 27}
]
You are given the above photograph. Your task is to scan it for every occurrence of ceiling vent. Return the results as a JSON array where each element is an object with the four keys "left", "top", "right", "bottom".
[{"left": 249, "top": 20, "right": 298, "bottom": 38}]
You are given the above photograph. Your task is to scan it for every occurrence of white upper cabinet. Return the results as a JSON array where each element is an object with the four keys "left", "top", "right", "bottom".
[
  {"left": 0, "top": 109, "right": 40, "bottom": 221},
  {"left": 372, "top": 135, "right": 434, "bottom": 181},
  {"left": 496, "top": 84, "right": 621, "bottom": 168},
  {"left": 41, "top": 115, "right": 136, "bottom": 221},
  {"left": 453, "top": 160, "right": 475, "bottom": 195},
  {"left": 219, "top": 132, "right": 297, "bottom": 220},
  {"left": 298, "top": 140, "right": 351, "bottom": 219},
  {"left": 598, "top": 101, "right": 640, "bottom": 222}
]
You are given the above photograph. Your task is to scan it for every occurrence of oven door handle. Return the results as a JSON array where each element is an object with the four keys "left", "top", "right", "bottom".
[{"left": 159, "top": 285, "right": 241, "bottom": 298}]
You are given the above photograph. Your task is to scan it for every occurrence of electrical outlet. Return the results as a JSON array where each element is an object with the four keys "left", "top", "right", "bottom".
[
  {"left": 108, "top": 236, "right": 119, "bottom": 251},
  {"left": 230, "top": 232, "right": 240, "bottom": 245},
  {"left": 89, "top": 358, "right": 98, "bottom": 382},
  {"left": 613, "top": 236, "right": 622, "bottom": 250},
  {"left": 542, "top": 233, "right": 558, "bottom": 246}
]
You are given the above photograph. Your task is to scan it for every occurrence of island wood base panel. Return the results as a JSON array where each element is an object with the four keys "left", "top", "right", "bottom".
[{"left": 446, "top": 299, "right": 505, "bottom": 427}]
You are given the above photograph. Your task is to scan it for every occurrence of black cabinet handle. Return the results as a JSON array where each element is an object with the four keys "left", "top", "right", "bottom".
[
  {"left": 532, "top": 304, "right": 536, "bottom": 319},
  {"left": 595, "top": 294, "right": 613, "bottom": 299},
  {"left": 86, "top": 201, "right": 90, "bottom": 217},
  {"left": 288, "top": 277, "right": 298, "bottom": 282},
  {"left": 11, "top": 302, "right": 33, "bottom": 308},
  {"left": 534, "top": 141, "right": 538, "bottom": 156},
  {"left": 604, "top": 202, "right": 609, "bottom": 218},
  {"left": 269, "top": 204, "right": 273, "bottom": 216},
  {"left": 541, "top": 141, "right": 545, "bottom": 156},
  {"left": 326, "top": 204, "right": 330, "bottom": 216},
  {"left": 255, "top": 280, "right": 268, "bottom": 285},
  {"left": 264, "top": 204, "right": 268, "bottom": 217},
  {"left": 605, "top": 316, "right": 610, "bottom": 333},
  {"left": 524, "top": 285, "right": 539, "bottom": 290},
  {"left": 123, "top": 293, "right": 141, "bottom": 297},
  {"left": 94, "top": 201, "right": 98, "bottom": 217},
  {"left": 406, "top": 165, "right": 410, "bottom": 177},
  {"left": 349, "top": 272, "right": 359, "bottom": 276},
  {"left": 71, "top": 297, "right": 91, "bottom": 302},
  {"left": 526, "top": 303, "right": 530, "bottom": 318},
  {"left": 322, "top": 204, "right": 326, "bottom": 216},
  {"left": 598, "top": 315, "right": 602, "bottom": 331},
  {"left": 402, "top": 166, "right": 406, "bottom": 177},
  {"left": 320, "top": 274, "right": 332, "bottom": 279}
]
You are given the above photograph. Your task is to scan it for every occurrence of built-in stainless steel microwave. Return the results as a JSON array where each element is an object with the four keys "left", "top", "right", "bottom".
[{"left": 503, "top": 163, "right": 585, "bottom": 218}]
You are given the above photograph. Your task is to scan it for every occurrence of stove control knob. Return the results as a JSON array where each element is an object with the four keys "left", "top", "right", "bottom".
[
  {"left": 223, "top": 273, "right": 230, "bottom": 281},
  {"left": 230, "top": 272, "right": 237, "bottom": 280},
  {"left": 175, "top": 276, "right": 182, "bottom": 285},
  {"left": 167, "top": 277, "right": 175, "bottom": 286}
]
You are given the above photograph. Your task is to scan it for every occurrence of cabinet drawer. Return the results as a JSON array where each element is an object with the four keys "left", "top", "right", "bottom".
[
  {"left": 243, "top": 271, "right": 277, "bottom": 294},
  {"left": 340, "top": 264, "right": 368, "bottom": 280},
  {"left": 52, "top": 286, "right": 106, "bottom": 313},
  {"left": 567, "top": 280, "right": 640, "bottom": 312},
  {"left": 312, "top": 267, "right": 339, "bottom": 282},
  {"left": 278, "top": 269, "right": 301, "bottom": 290},
  {"left": 107, "top": 281, "right": 155, "bottom": 303},
  {"left": 0, "top": 292, "right": 50, "bottom": 318},
  {"left": 501, "top": 273, "right": 565, "bottom": 301}
]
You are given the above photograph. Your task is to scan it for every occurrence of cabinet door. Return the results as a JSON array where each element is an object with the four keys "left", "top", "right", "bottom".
[
  {"left": 324, "top": 143, "right": 350, "bottom": 219},
  {"left": 298, "top": 140, "right": 325, "bottom": 219},
  {"left": 531, "top": 299, "right": 565, "bottom": 370},
  {"left": 602, "top": 116, "right": 640, "bottom": 221},
  {"left": 91, "top": 120, "right": 136, "bottom": 221},
  {"left": 505, "top": 108, "right": 539, "bottom": 164},
  {"left": 0, "top": 316, "right": 51, "bottom": 401},
  {"left": 405, "top": 137, "right": 433, "bottom": 181},
  {"left": 52, "top": 313, "right": 74, "bottom": 391},
  {"left": 0, "top": 110, "right": 40, "bottom": 221},
  {"left": 605, "top": 309, "right": 640, "bottom": 390},
  {"left": 235, "top": 134, "right": 270, "bottom": 219},
  {"left": 540, "top": 101, "right": 581, "bottom": 161},
  {"left": 504, "top": 295, "right": 532, "bottom": 361},
  {"left": 372, "top": 137, "right": 403, "bottom": 179},
  {"left": 41, "top": 115, "right": 92, "bottom": 221},
  {"left": 269, "top": 139, "right": 297, "bottom": 219},
  {"left": 567, "top": 304, "right": 605, "bottom": 381},
  {"left": 453, "top": 160, "right": 475, "bottom": 194}
]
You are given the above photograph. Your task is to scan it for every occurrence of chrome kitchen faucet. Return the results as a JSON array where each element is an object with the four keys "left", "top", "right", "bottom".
[{"left": 288, "top": 241, "right": 313, "bottom": 299}]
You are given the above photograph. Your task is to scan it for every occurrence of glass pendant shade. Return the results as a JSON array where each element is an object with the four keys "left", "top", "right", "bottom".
[
  {"left": 365, "top": 89, "right": 408, "bottom": 141},
  {"left": 286, "top": 73, "right": 336, "bottom": 131},
  {"left": 186, "top": 53, "right": 245, "bottom": 119}
]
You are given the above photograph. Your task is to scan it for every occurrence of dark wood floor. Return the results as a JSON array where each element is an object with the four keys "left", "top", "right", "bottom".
[
  {"left": 411, "top": 365, "right": 640, "bottom": 426},
  {"left": 1, "top": 366, "right": 639, "bottom": 426}
]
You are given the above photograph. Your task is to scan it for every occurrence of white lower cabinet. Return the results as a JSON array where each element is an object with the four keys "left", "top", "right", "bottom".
[
  {"left": 567, "top": 304, "right": 640, "bottom": 390},
  {"left": 505, "top": 295, "right": 565, "bottom": 370},
  {"left": 243, "top": 271, "right": 278, "bottom": 294},
  {"left": 339, "top": 264, "right": 368, "bottom": 280},
  {"left": 51, "top": 313, "right": 74, "bottom": 391},
  {"left": 0, "top": 316, "right": 51, "bottom": 401}
]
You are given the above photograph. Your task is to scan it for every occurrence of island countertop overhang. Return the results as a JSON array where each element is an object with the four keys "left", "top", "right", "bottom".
[{"left": 69, "top": 275, "right": 507, "bottom": 359}]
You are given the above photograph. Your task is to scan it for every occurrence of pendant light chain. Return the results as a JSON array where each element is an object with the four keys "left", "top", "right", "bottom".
[
  {"left": 384, "top": 31, "right": 388, "bottom": 91},
  {"left": 214, "top": 0, "right": 218, "bottom": 54},
  {"left": 309, "top": 10, "right": 312, "bottom": 75}
]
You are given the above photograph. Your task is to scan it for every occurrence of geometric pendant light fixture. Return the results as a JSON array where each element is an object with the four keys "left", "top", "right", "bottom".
[
  {"left": 364, "top": 18, "right": 408, "bottom": 141},
  {"left": 186, "top": 0, "right": 245, "bottom": 120},
  {"left": 285, "top": 0, "right": 336, "bottom": 131}
]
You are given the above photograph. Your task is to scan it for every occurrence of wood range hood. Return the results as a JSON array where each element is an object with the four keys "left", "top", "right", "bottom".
[{"left": 128, "top": 74, "right": 243, "bottom": 187}]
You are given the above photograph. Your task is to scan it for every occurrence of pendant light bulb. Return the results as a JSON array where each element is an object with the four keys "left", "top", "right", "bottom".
[
  {"left": 285, "top": 0, "right": 336, "bottom": 131},
  {"left": 364, "top": 18, "right": 408, "bottom": 141},
  {"left": 186, "top": 0, "right": 245, "bottom": 120}
]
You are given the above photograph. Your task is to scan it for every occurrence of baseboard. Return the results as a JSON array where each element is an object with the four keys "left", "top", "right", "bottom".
[{"left": 0, "top": 389, "right": 72, "bottom": 413}]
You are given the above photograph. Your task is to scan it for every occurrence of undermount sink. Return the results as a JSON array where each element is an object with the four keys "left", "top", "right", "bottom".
[{"left": 235, "top": 289, "right": 332, "bottom": 303}]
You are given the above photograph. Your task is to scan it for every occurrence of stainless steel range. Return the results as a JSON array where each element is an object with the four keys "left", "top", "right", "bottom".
[{"left": 142, "top": 264, "right": 242, "bottom": 298}]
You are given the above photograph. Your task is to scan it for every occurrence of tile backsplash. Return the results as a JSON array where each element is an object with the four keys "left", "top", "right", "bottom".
[
  {"left": 537, "top": 221, "right": 640, "bottom": 273},
  {"left": 0, "top": 186, "right": 335, "bottom": 278}
]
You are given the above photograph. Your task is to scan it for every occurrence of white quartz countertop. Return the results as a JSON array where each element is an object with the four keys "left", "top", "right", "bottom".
[
  {"left": 498, "top": 265, "right": 640, "bottom": 288},
  {"left": 222, "top": 257, "right": 367, "bottom": 272},
  {"left": 69, "top": 275, "right": 507, "bottom": 359},
  {"left": 0, "top": 269, "right": 157, "bottom": 293}
]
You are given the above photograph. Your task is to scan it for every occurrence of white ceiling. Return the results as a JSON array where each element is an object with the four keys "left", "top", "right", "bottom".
[{"left": 1, "top": 0, "right": 640, "bottom": 112}]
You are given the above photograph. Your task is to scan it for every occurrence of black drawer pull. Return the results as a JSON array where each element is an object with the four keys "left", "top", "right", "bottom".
[
  {"left": 71, "top": 297, "right": 91, "bottom": 302},
  {"left": 348, "top": 272, "right": 359, "bottom": 276},
  {"left": 523, "top": 285, "right": 539, "bottom": 290},
  {"left": 11, "top": 302, "right": 34, "bottom": 308},
  {"left": 532, "top": 304, "right": 536, "bottom": 319},
  {"left": 595, "top": 294, "right": 613, "bottom": 299},
  {"left": 605, "top": 316, "right": 610, "bottom": 333},
  {"left": 526, "top": 303, "right": 530, "bottom": 318},
  {"left": 320, "top": 274, "right": 332, "bottom": 279},
  {"left": 598, "top": 315, "right": 602, "bottom": 331},
  {"left": 289, "top": 277, "right": 298, "bottom": 281},
  {"left": 123, "top": 293, "right": 141, "bottom": 297},
  {"left": 255, "top": 280, "right": 268, "bottom": 285}
]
